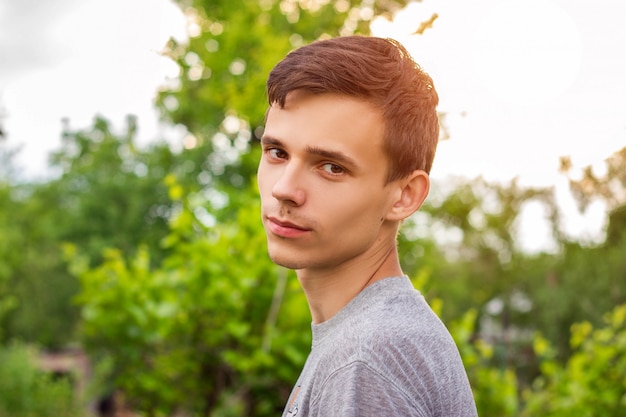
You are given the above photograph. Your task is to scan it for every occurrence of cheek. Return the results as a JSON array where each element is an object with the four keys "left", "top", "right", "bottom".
[
  {"left": 326, "top": 189, "right": 385, "bottom": 226},
  {"left": 256, "top": 164, "right": 273, "bottom": 197}
]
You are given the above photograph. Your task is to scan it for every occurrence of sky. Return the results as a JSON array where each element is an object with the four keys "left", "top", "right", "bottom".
[
  {"left": 1, "top": 0, "right": 624, "bottom": 250},
  {"left": 0, "top": 0, "right": 185, "bottom": 175}
]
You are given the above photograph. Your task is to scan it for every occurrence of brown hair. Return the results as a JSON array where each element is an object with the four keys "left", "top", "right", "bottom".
[{"left": 266, "top": 35, "right": 439, "bottom": 181}]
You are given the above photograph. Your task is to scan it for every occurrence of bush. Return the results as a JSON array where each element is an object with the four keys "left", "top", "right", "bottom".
[
  {"left": 0, "top": 343, "right": 80, "bottom": 417},
  {"left": 449, "top": 308, "right": 519, "bottom": 417},
  {"left": 522, "top": 304, "right": 626, "bottom": 416}
]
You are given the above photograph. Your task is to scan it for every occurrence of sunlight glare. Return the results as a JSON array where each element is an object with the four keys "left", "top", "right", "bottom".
[{"left": 472, "top": 0, "right": 582, "bottom": 105}]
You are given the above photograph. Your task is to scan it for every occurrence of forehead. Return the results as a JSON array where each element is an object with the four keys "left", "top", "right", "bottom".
[{"left": 264, "top": 91, "right": 387, "bottom": 170}]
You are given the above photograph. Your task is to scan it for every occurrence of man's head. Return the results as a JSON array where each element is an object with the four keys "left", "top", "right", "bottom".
[
  {"left": 266, "top": 35, "right": 439, "bottom": 183},
  {"left": 257, "top": 36, "right": 436, "bottom": 273}
]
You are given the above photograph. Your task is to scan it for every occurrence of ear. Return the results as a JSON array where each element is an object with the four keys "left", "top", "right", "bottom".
[{"left": 385, "top": 170, "right": 430, "bottom": 222}]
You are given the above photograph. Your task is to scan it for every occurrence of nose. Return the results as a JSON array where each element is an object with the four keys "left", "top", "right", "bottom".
[{"left": 271, "top": 163, "right": 306, "bottom": 206}]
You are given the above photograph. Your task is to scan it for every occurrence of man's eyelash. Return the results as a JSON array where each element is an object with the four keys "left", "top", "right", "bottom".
[
  {"left": 267, "top": 148, "right": 287, "bottom": 158},
  {"left": 321, "top": 162, "right": 345, "bottom": 175}
]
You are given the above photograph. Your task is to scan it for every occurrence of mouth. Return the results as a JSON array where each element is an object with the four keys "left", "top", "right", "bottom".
[{"left": 266, "top": 216, "right": 311, "bottom": 238}]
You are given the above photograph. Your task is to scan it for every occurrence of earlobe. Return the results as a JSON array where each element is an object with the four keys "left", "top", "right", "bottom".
[{"left": 386, "top": 170, "right": 430, "bottom": 222}]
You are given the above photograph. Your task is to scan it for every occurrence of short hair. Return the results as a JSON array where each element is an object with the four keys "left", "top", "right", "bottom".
[{"left": 266, "top": 35, "right": 439, "bottom": 182}]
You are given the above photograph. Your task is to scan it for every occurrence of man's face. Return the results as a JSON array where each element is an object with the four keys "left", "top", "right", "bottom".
[{"left": 257, "top": 91, "right": 399, "bottom": 273}]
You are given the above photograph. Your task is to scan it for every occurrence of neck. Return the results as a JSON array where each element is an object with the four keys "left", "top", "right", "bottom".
[{"left": 297, "top": 243, "right": 403, "bottom": 324}]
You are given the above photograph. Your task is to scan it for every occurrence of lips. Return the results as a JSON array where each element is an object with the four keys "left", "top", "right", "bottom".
[{"left": 266, "top": 216, "right": 311, "bottom": 238}]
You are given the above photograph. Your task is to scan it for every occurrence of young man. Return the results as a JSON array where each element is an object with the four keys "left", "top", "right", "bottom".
[{"left": 257, "top": 36, "right": 477, "bottom": 416}]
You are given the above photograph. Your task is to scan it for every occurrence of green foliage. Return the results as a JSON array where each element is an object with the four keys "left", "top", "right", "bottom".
[
  {"left": 404, "top": 177, "right": 559, "bottom": 318},
  {"left": 0, "top": 185, "right": 19, "bottom": 341},
  {"left": 521, "top": 239, "right": 626, "bottom": 360},
  {"left": 1, "top": 115, "right": 223, "bottom": 348},
  {"left": 522, "top": 304, "right": 626, "bottom": 416},
  {"left": 0, "top": 343, "right": 80, "bottom": 417},
  {"left": 71, "top": 178, "right": 310, "bottom": 416},
  {"left": 449, "top": 309, "right": 519, "bottom": 417},
  {"left": 49, "top": 116, "right": 177, "bottom": 263},
  {"left": 0, "top": 178, "right": 75, "bottom": 347}
]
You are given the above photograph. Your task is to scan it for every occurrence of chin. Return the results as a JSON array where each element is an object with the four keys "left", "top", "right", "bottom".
[
  {"left": 266, "top": 239, "right": 305, "bottom": 269},
  {"left": 269, "top": 252, "right": 307, "bottom": 270}
]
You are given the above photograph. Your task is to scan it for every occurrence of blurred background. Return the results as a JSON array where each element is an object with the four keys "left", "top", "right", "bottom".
[{"left": 0, "top": 0, "right": 624, "bottom": 416}]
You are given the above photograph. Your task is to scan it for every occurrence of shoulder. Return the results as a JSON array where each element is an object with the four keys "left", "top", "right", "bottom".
[
  {"left": 349, "top": 285, "right": 456, "bottom": 357},
  {"left": 315, "top": 287, "right": 475, "bottom": 415},
  {"left": 298, "top": 279, "right": 477, "bottom": 416},
  {"left": 350, "top": 293, "right": 465, "bottom": 386}
]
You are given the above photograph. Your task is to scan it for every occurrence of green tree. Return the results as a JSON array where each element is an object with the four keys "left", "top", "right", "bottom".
[
  {"left": 0, "top": 185, "right": 19, "bottom": 343},
  {"left": 560, "top": 147, "right": 626, "bottom": 214},
  {"left": 0, "top": 128, "right": 20, "bottom": 341},
  {"left": 525, "top": 146, "right": 626, "bottom": 357},
  {"left": 2, "top": 115, "right": 214, "bottom": 347},
  {"left": 560, "top": 146, "right": 626, "bottom": 245}
]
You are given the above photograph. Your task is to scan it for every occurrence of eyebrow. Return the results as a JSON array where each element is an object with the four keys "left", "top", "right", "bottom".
[
  {"left": 261, "top": 135, "right": 359, "bottom": 169},
  {"left": 260, "top": 136, "right": 282, "bottom": 147}
]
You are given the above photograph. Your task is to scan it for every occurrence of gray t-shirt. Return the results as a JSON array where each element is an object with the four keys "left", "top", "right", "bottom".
[{"left": 282, "top": 276, "right": 477, "bottom": 417}]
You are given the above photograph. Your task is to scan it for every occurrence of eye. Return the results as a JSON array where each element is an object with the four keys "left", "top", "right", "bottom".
[
  {"left": 267, "top": 148, "right": 287, "bottom": 160},
  {"left": 321, "top": 163, "right": 344, "bottom": 175}
]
